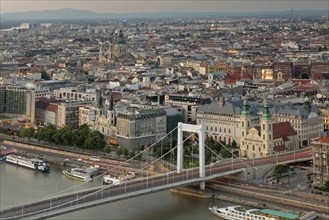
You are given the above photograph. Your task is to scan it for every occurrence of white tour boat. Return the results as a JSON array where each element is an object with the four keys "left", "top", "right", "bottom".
[
  {"left": 103, "top": 172, "right": 135, "bottom": 185},
  {"left": 63, "top": 168, "right": 93, "bottom": 182},
  {"left": 5, "top": 154, "right": 50, "bottom": 172},
  {"left": 209, "top": 205, "right": 300, "bottom": 220}
]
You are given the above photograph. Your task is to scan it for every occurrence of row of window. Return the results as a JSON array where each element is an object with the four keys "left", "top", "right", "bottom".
[{"left": 206, "top": 126, "right": 231, "bottom": 134}]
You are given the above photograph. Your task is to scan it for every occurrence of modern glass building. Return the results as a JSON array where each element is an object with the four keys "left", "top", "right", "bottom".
[{"left": 0, "top": 85, "right": 35, "bottom": 123}]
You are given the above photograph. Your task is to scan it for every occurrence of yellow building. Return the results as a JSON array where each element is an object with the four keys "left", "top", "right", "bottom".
[{"left": 240, "top": 100, "right": 298, "bottom": 158}]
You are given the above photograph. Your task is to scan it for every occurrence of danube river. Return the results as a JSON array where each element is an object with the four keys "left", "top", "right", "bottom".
[{"left": 0, "top": 162, "right": 234, "bottom": 219}]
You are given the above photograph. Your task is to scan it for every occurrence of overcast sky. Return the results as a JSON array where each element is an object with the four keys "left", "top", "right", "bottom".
[{"left": 1, "top": 0, "right": 328, "bottom": 14}]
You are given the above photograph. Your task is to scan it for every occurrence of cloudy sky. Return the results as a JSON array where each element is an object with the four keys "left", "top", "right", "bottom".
[{"left": 1, "top": 0, "right": 328, "bottom": 14}]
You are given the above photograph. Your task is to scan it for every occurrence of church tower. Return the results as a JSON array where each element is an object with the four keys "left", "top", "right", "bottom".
[
  {"left": 240, "top": 99, "right": 251, "bottom": 157},
  {"left": 261, "top": 99, "right": 273, "bottom": 156},
  {"left": 106, "top": 92, "right": 116, "bottom": 126}
]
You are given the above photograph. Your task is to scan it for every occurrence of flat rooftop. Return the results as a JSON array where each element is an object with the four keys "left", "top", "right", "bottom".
[{"left": 260, "top": 209, "right": 299, "bottom": 219}]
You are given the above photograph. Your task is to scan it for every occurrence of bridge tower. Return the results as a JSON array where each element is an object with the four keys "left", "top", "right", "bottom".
[{"left": 177, "top": 122, "right": 205, "bottom": 189}]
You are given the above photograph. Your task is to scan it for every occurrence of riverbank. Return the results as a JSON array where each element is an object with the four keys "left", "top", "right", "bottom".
[{"left": 170, "top": 184, "right": 329, "bottom": 219}]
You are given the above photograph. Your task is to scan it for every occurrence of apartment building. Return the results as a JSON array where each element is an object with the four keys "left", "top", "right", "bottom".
[
  {"left": 116, "top": 108, "right": 167, "bottom": 150},
  {"left": 0, "top": 85, "right": 35, "bottom": 124},
  {"left": 53, "top": 88, "right": 96, "bottom": 101},
  {"left": 165, "top": 94, "right": 211, "bottom": 123},
  {"left": 56, "top": 100, "right": 93, "bottom": 128},
  {"left": 312, "top": 136, "right": 329, "bottom": 187}
]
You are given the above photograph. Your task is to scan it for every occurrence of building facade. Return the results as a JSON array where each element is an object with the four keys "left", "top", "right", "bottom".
[
  {"left": 312, "top": 136, "right": 329, "bottom": 187},
  {"left": 116, "top": 108, "right": 167, "bottom": 150},
  {"left": 0, "top": 85, "right": 35, "bottom": 124},
  {"left": 197, "top": 97, "right": 323, "bottom": 156},
  {"left": 197, "top": 98, "right": 259, "bottom": 145},
  {"left": 165, "top": 94, "right": 211, "bottom": 123},
  {"left": 53, "top": 88, "right": 96, "bottom": 102},
  {"left": 56, "top": 100, "right": 93, "bottom": 128},
  {"left": 240, "top": 101, "right": 298, "bottom": 158}
]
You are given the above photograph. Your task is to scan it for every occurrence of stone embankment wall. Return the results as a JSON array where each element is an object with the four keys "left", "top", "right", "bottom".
[
  {"left": 209, "top": 184, "right": 329, "bottom": 216},
  {"left": 2, "top": 140, "right": 158, "bottom": 176},
  {"left": 3, "top": 140, "right": 84, "bottom": 158}
]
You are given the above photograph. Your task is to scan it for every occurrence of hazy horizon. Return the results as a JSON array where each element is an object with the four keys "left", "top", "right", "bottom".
[{"left": 1, "top": 0, "right": 328, "bottom": 15}]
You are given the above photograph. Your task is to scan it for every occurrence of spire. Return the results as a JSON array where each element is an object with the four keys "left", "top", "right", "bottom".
[
  {"left": 98, "top": 92, "right": 103, "bottom": 108},
  {"left": 108, "top": 92, "right": 113, "bottom": 110},
  {"left": 241, "top": 98, "right": 250, "bottom": 117},
  {"left": 262, "top": 99, "right": 271, "bottom": 120}
]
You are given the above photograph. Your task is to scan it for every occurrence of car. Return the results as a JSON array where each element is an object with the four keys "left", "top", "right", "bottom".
[
  {"left": 90, "top": 156, "right": 100, "bottom": 161},
  {"left": 77, "top": 158, "right": 82, "bottom": 162}
]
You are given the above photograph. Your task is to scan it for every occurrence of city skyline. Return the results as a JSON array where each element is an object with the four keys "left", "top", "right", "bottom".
[{"left": 1, "top": 0, "right": 328, "bottom": 14}]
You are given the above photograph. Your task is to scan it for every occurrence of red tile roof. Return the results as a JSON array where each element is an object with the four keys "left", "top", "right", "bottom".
[
  {"left": 46, "top": 104, "right": 58, "bottom": 112},
  {"left": 273, "top": 145, "right": 286, "bottom": 152},
  {"left": 295, "top": 86, "right": 314, "bottom": 91},
  {"left": 255, "top": 121, "right": 297, "bottom": 140},
  {"left": 224, "top": 79, "right": 237, "bottom": 84},
  {"left": 320, "top": 136, "right": 329, "bottom": 143},
  {"left": 291, "top": 79, "right": 312, "bottom": 84}
]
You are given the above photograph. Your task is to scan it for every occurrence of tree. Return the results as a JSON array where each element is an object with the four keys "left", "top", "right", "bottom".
[
  {"left": 122, "top": 148, "right": 129, "bottom": 158},
  {"left": 84, "top": 131, "right": 106, "bottom": 150},
  {"left": 231, "top": 140, "right": 238, "bottom": 148},
  {"left": 73, "top": 124, "right": 90, "bottom": 148},
  {"left": 103, "top": 146, "right": 112, "bottom": 154},
  {"left": 116, "top": 148, "right": 123, "bottom": 156},
  {"left": 274, "top": 164, "right": 288, "bottom": 181},
  {"left": 43, "top": 124, "right": 57, "bottom": 143},
  {"left": 20, "top": 127, "right": 35, "bottom": 140},
  {"left": 220, "top": 147, "right": 232, "bottom": 159}
]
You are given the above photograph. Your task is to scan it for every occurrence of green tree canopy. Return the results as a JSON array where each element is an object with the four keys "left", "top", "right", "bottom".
[
  {"left": 84, "top": 131, "right": 106, "bottom": 150},
  {"left": 274, "top": 164, "right": 288, "bottom": 181}
]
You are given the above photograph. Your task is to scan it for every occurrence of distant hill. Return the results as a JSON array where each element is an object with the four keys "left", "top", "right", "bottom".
[
  {"left": 1, "top": 8, "right": 108, "bottom": 20},
  {"left": 1, "top": 8, "right": 328, "bottom": 21}
]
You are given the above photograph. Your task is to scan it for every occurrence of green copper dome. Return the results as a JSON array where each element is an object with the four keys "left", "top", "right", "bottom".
[
  {"left": 262, "top": 99, "right": 271, "bottom": 120},
  {"left": 241, "top": 99, "right": 250, "bottom": 117}
]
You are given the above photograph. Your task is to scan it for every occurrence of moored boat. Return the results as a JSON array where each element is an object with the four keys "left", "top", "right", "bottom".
[
  {"left": 209, "top": 205, "right": 300, "bottom": 220},
  {"left": 4, "top": 154, "right": 50, "bottom": 172},
  {"left": 63, "top": 168, "right": 93, "bottom": 182},
  {"left": 103, "top": 172, "right": 135, "bottom": 185}
]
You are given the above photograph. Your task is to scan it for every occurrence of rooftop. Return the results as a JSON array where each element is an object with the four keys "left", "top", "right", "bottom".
[{"left": 260, "top": 209, "right": 299, "bottom": 220}]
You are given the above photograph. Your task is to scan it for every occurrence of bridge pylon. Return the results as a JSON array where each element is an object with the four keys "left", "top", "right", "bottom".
[{"left": 177, "top": 122, "right": 205, "bottom": 189}]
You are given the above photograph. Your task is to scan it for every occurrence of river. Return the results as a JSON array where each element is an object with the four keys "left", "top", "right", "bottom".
[{"left": 0, "top": 162, "right": 234, "bottom": 219}]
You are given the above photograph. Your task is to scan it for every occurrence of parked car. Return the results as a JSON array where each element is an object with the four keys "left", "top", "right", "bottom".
[{"left": 90, "top": 156, "right": 100, "bottom": 161}]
